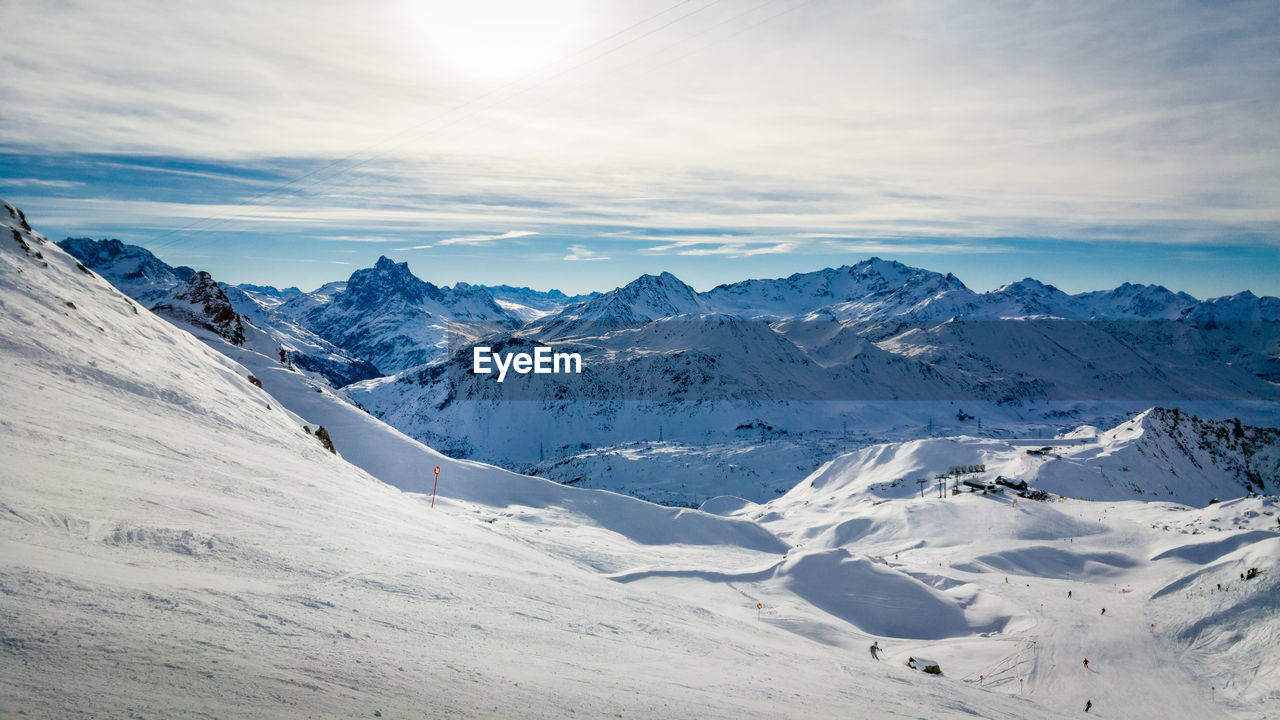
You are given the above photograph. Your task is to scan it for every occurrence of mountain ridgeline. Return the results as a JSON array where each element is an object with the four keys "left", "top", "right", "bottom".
[{"left": 57, "top": 237, "right": 1280, "bottom": 505}]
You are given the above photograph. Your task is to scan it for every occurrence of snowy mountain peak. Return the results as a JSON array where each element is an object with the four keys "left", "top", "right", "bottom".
[
  {"left": 238, "top": 283, "right": 302, "bottom": 297},
  {"left": 537, "top": 270, "right": 709, "bottom": 336},
  {"left": 1179, "top": 289, "right": 1280, "bottom": 325},
  {"left": 56, "top": 237, "right": 196, "bottom": 303},
  {"left": 705, "top": 257, "right": 977, "bottom": 322},
  {"left": 998, "top": 277, "right": 1060, "bottom": 293},
  {"left": 1073, "top": 282, "right": 1199, "bottom": 321},
  {"left": 153, "top": 270, "right": 247, "bottom": 345},
  {"left": 340, "top": 256, "right": 445, "bottom": 308},
  {"left": 1096, "top": 407, "right": 1280, "bottom": 498}
]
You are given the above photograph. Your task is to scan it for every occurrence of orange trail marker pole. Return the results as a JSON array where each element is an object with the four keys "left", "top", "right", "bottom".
[{"left": 432, "top": 465, "right": 441, "bottom": 508}]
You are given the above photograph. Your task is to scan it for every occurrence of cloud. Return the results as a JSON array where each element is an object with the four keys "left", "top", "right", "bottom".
[
  {"left": 1, "top": 0, "right": 1276, "bottom": 277},
  {"left": 640, "top": 237, "right": 796, "bottom": 257},
  {"left": 0, "top": 178, "right": 84, "bottom": 189},
  {"left": 676, "top": 242, "right": 796, "bottom": 257},
  {"left": 394, "top": 244, "right": 434, "bottom": 251},
  {"left": 319, "top": 235, "right": 405, "bottom": 243},
  {"left": 564, "top": 244, "right": 609, "bottom": 261},
  {"left": 439, "top": 230, "right": 538, "bottom": 246}
]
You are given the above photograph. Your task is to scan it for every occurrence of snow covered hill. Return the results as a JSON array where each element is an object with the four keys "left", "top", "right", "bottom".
[
  {"left": 0, "top": 201, "right": 1033, "bottom": 718},
  {"left": 6, "top": 198, "right": 1280, "bottom": 718}
]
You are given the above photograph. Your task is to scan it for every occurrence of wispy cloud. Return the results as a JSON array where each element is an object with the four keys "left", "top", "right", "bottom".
[
  {"left": 564, "top": 244, "right": 609, "bottom": 261},
  {"left": 676, "top": 242, "right": 796, "bottom": 257},
  {"left": 0, "top": 178, "right": 84, "bottom": 189},
  {"left": 394, "top": 244, "right": 434, "bottom": 251},
  {"left": 439, "top": 230, "right": 538, "bottom": 246},
  {"left": 1, "top": 1, "right": 1276, "bottom": 296},
  {"left": 319, "top": 235, "right": 405, "bottom": 243}
]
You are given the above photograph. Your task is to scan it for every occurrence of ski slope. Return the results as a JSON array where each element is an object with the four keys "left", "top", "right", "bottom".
[
  {"left": 3, "top": 201, "right": 1074, "bottom": 717},
  {"left": 4, "top": 199, "right": 1278, "bottom": 718}
]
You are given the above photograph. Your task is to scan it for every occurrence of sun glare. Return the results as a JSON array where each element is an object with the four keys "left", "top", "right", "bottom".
[{"left": 407, "top": 0, "right": 584, "bottom": 81}]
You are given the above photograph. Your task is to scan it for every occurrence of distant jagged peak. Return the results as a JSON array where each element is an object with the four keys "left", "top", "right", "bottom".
[
  {"left": 618, "top": 270, "right": 698, "bottom": 298},
  {"left": 1179, "top": 289, "right": 1280, "bottom": 324},
  {"left": 995, "top": 276, "right": 1062, "bottom": 294},
  {"left": 339, "top": 255, "right": 444, "bottom": 307},
  {"left": 56, "top": 236, "right": 196, "bottom": 296},
  {"left": 239, "top": 283, "right": 303, "bottom": 297},
  {"left": 60, "top": 236, "right": 129, "bottom": 259},
  {"left": 705, "top": 257, "right": 974, "bottom": 322},
  {"left": 1108, "top": 407, "right": 1280, "bottom": 461},
  {"left": 591, "top": 270, "right": 704, "bottom": 315},
  {"left": 482, "top": 283, "right": 575, "bottom": 302},
  {"left": 1110, "top": 281, "right": 1190, "bottom": 298}
]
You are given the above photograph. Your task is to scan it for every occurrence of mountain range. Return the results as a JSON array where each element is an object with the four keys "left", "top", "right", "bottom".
[
  {"left": 56, "top": 237, "right": 1280, "bottom": 505},
  {"left": 6, "top": 198, "right": 1280, "bottom": 717}
]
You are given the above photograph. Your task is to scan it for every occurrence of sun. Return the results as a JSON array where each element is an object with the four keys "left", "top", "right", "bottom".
[{"left": 406, "top": 0, "right": 584, "bottom": 81}]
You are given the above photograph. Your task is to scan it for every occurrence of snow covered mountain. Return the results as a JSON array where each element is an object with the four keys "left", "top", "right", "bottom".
[
  {"left": 57, "top": 237, "right": 378, "bottom": 387},
  {"left": 58, "top": 236, "right": 196, "bottom": 305},
  {"left": 533, "top": 271, "right": 713, "bottom": 338},
  {"left": 150, "top": 270, "right": 247, "bottom": 345},
  {"left": 478, "top": 283, "right": 597, "bottom": 322},
  {"left": 349, "top": 262, "right": 1275, "bottom": 501},
  {"left": 1178, "top": 290, "right": 1280, "bottom": 325},
  {"left": 6, "top": 198, "right": 1280, "bottom": 718},
  {"left": 300, "top": 256, "right": 520, "bottom": 372},
  {"left": 706, "top": 258, "right": 980, "bottom": 327},
  {"left": 49, "top": 235, "right": 1280, "bottom": 508},
  {"left": 1076, "top": 282, "right": 1199, "bottom": 321},
  {"left": 982, "top": 278, "right": 1080, "bottom": 320}
]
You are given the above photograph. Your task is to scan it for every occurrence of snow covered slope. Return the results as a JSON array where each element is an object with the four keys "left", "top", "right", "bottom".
[
  {"left": 2, "top": 200, "right": 1041, "bottom": 718},
  {"left": 5, "top": 199, "right": 1277, "bottom": 718},
  {"left": 57, "top": 236, "right": 196, "bottom": 305},
  {"left": 58, "top": 237, "right": 378, "bottom": 386}
]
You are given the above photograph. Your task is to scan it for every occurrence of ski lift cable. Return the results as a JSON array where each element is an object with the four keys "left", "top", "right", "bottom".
[{"left": 146, "top": 0, "right": 725, "bottom": 252}]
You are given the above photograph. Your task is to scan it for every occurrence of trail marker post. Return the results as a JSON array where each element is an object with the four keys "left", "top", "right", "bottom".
[
  {"left": 432, "top": 465, "right": 441, "bottom": 508},
  {"left": 757, "top": 602, "right": 763, "bottom": 620}
]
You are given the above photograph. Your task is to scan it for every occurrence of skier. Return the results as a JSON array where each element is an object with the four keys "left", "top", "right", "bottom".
[
  {"left": 870, "top": 641, "right": 881, "bottom": 660},
  {"left": 1100, "top": 607, "right": 1106, "bottom": 615},
  {"left": 1083, "top": 658, "right": 1089, "bottom": 670},
  {"left": 1068, "top": 590, "right": 1072, "bottom": 599},
  {"left": 1085, "top": 699, "right": 1093, "bottom": 712}
]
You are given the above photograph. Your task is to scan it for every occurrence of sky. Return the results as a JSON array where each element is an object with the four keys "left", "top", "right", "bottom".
[{"left": 1, "top": 0, "right": 1278, "bottom": 297}]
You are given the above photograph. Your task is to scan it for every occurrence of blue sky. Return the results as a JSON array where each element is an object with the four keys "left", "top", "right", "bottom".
[{"left": 1, "top": 0, "right": 1277, "bottom": 297}]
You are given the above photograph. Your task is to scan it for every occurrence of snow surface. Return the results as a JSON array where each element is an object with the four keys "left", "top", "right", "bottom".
[{"left": 5, "top": 199, "right": 1279, "bottom": 718}]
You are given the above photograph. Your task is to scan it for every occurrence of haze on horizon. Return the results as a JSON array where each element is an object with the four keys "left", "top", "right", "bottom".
[{"left": 1, "top": 0, "right": 1277, "bottom": 297}]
